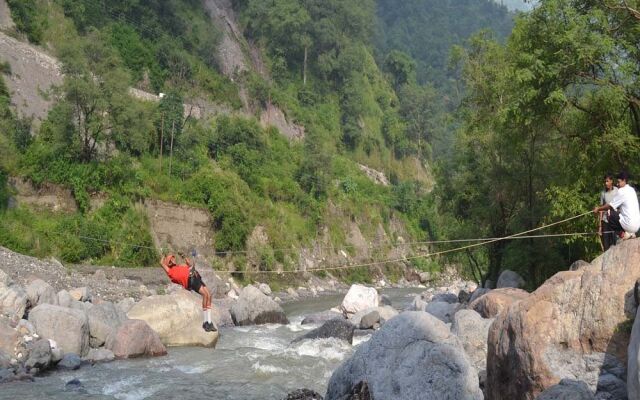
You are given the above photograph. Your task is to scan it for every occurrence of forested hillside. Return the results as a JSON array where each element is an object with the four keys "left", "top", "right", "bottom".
[{"left": 3, "top": 0, "right": 620, "bottom": 291}]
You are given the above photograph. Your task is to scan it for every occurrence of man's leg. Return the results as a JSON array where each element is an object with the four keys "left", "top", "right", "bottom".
[{"left": 198, "top": 285, "right": 216, "bottom": 332}]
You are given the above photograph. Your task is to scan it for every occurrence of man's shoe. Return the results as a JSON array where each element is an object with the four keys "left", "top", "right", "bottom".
[
  {"left": 621, "top": 232, "right": 636, "bottom": 240},
  {"left": 204, "top": 322, "right": 218, "bottom": 332}
]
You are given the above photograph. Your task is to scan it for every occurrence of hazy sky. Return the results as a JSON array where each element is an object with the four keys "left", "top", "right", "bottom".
[{"left": 496, "top": 0, "right": 536, "bottom": 11}]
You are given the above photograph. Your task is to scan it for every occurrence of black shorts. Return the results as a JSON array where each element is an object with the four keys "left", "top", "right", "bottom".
[{"left": 188, "top": 270, "right": 206, "bottom": 293}]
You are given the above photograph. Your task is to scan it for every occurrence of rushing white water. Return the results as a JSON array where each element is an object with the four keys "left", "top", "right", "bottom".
[{"left": 0, "top": 288, "right": 420, "bottom": 400}]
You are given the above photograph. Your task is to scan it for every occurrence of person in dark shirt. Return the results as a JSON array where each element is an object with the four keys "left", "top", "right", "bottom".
[{"left": 160, "top": 253, "right": 216, "bottom": 332}]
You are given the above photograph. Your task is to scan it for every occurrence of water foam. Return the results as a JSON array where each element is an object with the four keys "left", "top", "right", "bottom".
[
  {"left": 252, "top": 361, "right": 288, "bottom": 375},
  {"left": 290, "top": 338, "right": 351, "bottom": 361}
]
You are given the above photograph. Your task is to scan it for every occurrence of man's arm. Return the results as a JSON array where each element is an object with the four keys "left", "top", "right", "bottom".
[
  {"left": 594, "top": 204, "right": 612, "bottom": 214},
  {"left": 160, "top": 255, "right": 170, "bottom": 274}
]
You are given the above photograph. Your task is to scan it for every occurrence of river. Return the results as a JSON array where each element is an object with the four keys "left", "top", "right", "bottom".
[{"left": 0, "top": 288, "right": 422, "bottom": 400}]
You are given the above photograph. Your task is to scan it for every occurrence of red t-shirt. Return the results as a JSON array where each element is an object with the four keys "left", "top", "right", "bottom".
[{"left": 166, "top": 265, "right": 190, "bottom": 289}]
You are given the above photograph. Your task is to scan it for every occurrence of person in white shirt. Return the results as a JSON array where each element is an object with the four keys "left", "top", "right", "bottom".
[{"left": 593, "top": 171, "right": 640, "bottom": 242}]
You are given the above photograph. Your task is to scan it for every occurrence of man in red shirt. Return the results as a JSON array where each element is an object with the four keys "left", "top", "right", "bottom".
[{"left": 160, "top": 253, "right": 216, "bottom": 332}]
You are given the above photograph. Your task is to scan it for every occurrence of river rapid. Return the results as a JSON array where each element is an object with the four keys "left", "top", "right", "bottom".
[{"left": 0, "top": 288, "right": 422, "bottom": 400}]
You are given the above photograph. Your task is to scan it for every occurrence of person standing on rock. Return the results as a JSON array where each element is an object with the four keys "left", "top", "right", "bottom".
[
  {"left": 593, "top": 171, "right": 640, "bottom": 243},
  {"left": 598, "top": 173, "right": 618, "bottom": 251},
  {"left": 160, "top": 252, "right": 217, "bottom": 332}
]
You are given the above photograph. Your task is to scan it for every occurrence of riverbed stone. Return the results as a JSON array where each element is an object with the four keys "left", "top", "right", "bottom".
[
  {"left": 301, "top": 310, "right": 345, "bottom": 325},
  {"left": 28, "top": 304, "right": 89, "bottom": 356},
  {"left": 0, "top": 269, "right": 28, "bottom": 321},
  {"left": 451, "top": 309, "right": 493, "bottom": 371},
  {"left": 425, "top": 301, "right": 458, "bottom": 323},
  {"left": 0, "top": 316, "right": 18, "bottom": 356},
  {"left": 340, "top": 285, "right": 378, "bottom": 315},
  {"left": 88, "top": 301, "right": 127, "bottom": 348},
  {"left": 325, "top": 311, "right": 482, "bottom": 400},
  {"left": 230, "top": 285, "right": 289, "bottom": 326},
  {"left": 24, "top": 338, "right": 51, "bottom": 370},
  {"left": 432, "top": 292, "right": 459, "bottom": 303},
  {"left": 293, "top": 318, "right": 355, "bottom": 344},
  {"left": 69, "top": 287, "right": 92, "bottom": 302},
  {"left": 57, "top": 353, "right": 82, "bottom": 370},
  {"left": 105, "top": 319, "right": 166, "bottom": 359},
  {"left": 536, "top": 379, "right": 594, "bottom": 400},
  {"left": 487, "top": 239, "right": 640, "bottom": 400},
  {"left": 84, "top": 348, "right": 115, "bottom": 363},
  {"left": 25, "top": 279, "right": 58, "bottom": 307},
  {"left": 496, "top": 269, "right": 526, "bottom": 289},
  {"left": 469, "top": 287, "right": 529, "bottom": 318},
  {"left": 379, "top": 294, "right": 392, "bottom": 306},
  {"left": 358, "top": 310, "right": 380, "bottom": 330},
  {"left": 284, "top": 388, "right": 324, "bottom": 400},
  {"left": 258, "top": 283, "right": 272, "bottom": 296},
  {"left": 57, "top": 290, "right": 73, "bottom": 308},
  {"left": 127, "top": 291, "right": 218, "bottom": 347}
]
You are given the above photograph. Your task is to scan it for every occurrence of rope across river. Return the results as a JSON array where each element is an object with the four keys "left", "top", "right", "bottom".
[{"left": 47, "top": 211, "right": 595, "bottom": 274}]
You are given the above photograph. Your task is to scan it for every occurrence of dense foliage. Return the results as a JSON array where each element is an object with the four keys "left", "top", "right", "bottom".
[{"left": 441, "top": 0, "right": 640, "bottom": 287}]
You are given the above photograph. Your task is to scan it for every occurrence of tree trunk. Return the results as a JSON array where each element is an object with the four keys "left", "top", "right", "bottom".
[{"left": 303, "top": 45, "right": 308, "bottom": 86}]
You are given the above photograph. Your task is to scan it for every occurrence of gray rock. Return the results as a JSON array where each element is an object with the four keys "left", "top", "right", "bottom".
[
  {"left": 379, "top": 294, "right": 392, "bottom": 306},
  {"left": 569, "top": 260, "right": 591, "bottom": 271},
  {"left": 536, "top": 379, "right": 595, "bottom": 400},
  {"left": 28, "top": 304, "right": 90, "bottom": 356},
  {"left": 57, "top": 353, "right": 82, "bottom": 370},
  {"left": 87, "top": 301, "right": 127, "bottom": 348},
  {"left": 0, "top": 350, "right": 10, "bottom": 368},
  {"left": 57, "top": 290, "right": 73, "bottom": 308},
  {"left": 358, "top": 311, "right": 380, "bottom": 330},
  {"left": 69, "top": 287, "right": 92, "bottom": 302},
  {"left": 419, "top": 271, "right": 432, "bottom": 283},
  {"left": 258, "top": 283, "right": 272, "bottom": 296},
  {"left": 230, "top": 286, "right": 289, "bottom": 326},
  {"left": 484, "top": 280, "right": 495, "bottom": 289},
  {"left": 469, "top": 288, "right": 491, "bottom": 304},
  {"left": 0, "top": 269, "right": 28, "bottom": 321},
  {"left": 105, "top": 319, "right": 166, "bottom": 359},
  {"left": 432, "top": 293, "right": 459, "bottom": 304},
  {"left": 65, "top": 378, "right": 84, "bottom": 391},
  {"left": 628, "top": 306, "right": 640, "bottom": 400},
  {"left": 409, "top": 295, "right": 427, "bottom": 311},
  {"left": 26, "top": 279, "right": 58, "bottom": 308},
  {"left": 325, "top": 312, "right": 483, "bottom": 400},
  {"left": 284, "top": 388, "right": 324, "bottom": 400},
  {"left": 458, "top": 289, "right": 472, "bottom": 304},
  {"left": 0, "top": 368, "right": 14, "bottom": 383},
  {"left": 451, "top": 309, "right": 493, "bottom": 371},
  {"left": 496, "top": 270, "right": 525, "bottom": 289},
  {"left": 595, "top": 373, "right": 626, "bottom": 400},
  {"left": 376, "top": 306, "right": 399, "bottom": 324},
  {"left": 0, "top": 316, "right": 18, "bottom": 356},
  {"left": 50, "top": 347, "right": 63, "bottom": 363},
  {"left": 301, "top": 311, "right": 345, "bottom": 325},
  {"left": 117, "top": 297, "right": 135, "bottom": 314},
  {"left": 84, "top": 348, "right": 115, "bottom": 363},
  {"left": 293, "top": 318, "right": 355, "bottom": 344},
  {"left": 25, "top": 338, "right": 51, "bottom": 370},
  {"left": 425, "top": 301, "right": 458, "bottom": 323}
]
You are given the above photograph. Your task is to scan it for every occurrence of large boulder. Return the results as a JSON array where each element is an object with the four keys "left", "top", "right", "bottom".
[
  {"left": 88, "top": 302, "right": 127, "bottom": 348},
  {"left": 425, "top": 301, "right": 459, "bottom": 324},
  {"left": 69, "top": 287, "right": 91, "bottom": 302},
  {"left": 293, "top": 318, "right": 355, "bottom": 344},
  {"left": 0, "top": 269, "right": 27, "bottom": 321},
  {"left": 487, "top": 239, "right": 640, "bottom": 400},
  {"left": 325, "top": 312, "right": 483, "bottom": 400},
  {"left": 469, "top": 288, "right": 529, "bottom": 318},
  {"left": 451, "top": 309, "right": 493, "bottom": 371},
  {"left": 57, "top": 290, "right": 73, "bottom": 308},
  {"left": 105, "top": 319, "right": 166, "bottom": 359},
  {"left": 127, "top": 291, "right": 218, "bottom": 347},
  {"left": 628, "top": 306, "right": 640, "bottom": 400},
  {"left": 496, "top": 269, "right": 526, "bottom": 289},
  {"left": 28, "top": 304, "right": 89, "bottom": 356},
  {"left": 536, "top": 379, "right": 594, "bottom": 400},
  {"left": 340, "top": 285, "right": 379, "bottom": 315},
  {"left": 230, "top": 285, "right": 289, "bottom": 326},
  {"left": 84, "top": 348, "right": 115, "bottom": 363},
  {"left": 25, "top": 279, "right": 58, "bottom": 307}
]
